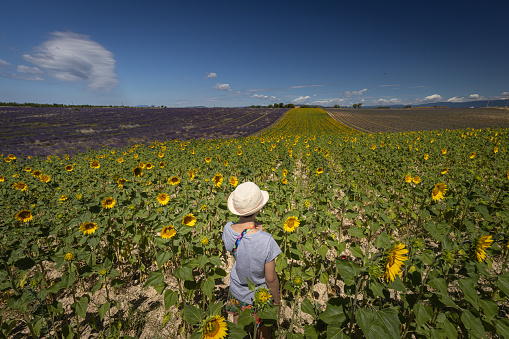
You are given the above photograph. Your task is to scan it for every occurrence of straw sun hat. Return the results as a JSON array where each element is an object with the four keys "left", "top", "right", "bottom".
[{"left": 227, "top": 182, "right": 269, "bottom": 216}]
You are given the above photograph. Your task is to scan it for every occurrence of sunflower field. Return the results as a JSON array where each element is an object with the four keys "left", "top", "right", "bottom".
[{"left": 1, "top": 107, "right": 509, "bottom": 338}]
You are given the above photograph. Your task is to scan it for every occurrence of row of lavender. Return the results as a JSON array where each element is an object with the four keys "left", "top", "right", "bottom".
[{"left": 0, "top": 107, "right": 288, "bottom": 157}]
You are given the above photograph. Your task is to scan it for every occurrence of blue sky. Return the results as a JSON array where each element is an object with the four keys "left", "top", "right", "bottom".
[{"left": 1, "top": 0, "right": 508, "bottom": 107}]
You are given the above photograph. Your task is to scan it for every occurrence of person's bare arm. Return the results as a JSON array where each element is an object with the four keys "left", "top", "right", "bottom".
[{"left": 264, "top": 259, "right": 280, "bottom": 305}]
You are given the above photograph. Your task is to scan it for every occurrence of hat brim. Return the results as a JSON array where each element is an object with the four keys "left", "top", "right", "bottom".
[{"left": 227, "top": 190, "right": 269, "bottom": 216}]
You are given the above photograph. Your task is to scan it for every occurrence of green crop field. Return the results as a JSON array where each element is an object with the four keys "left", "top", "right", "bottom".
[{"left": 1, "top": 108, "right": 508, "bottom": 338}]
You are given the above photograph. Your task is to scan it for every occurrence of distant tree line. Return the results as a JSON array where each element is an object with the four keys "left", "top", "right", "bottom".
[{"left": 252, "top": 103, "right": 295, "bottom": 109}]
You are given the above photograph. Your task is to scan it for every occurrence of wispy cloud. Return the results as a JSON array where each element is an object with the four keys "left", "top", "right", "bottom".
[
  {"left": 251, "top": 94, "right": 268, "bottom": 99},
  {"left": 446, "top": 94, "right": 487, "bottom": 103},
  {"left": 289, "top": 84, "right": 327, "bottom": 89},
  {"left": 292, "top": 96, "right": 311, "bottom": 104},
  {"left": 311, "top": 98, "right": 345, "bottom": 106},
  {"left": 0, "top": 72, "right": 44, "bottom": 81},
  {"left": 23, "top": 31, "right": 118, "bottom": 91},
  {"left": 379, "top": 84, "right": 399, "bottom": 87},
  {"left": 345, "top": 88, "right": 367, "bottom": 96},
  {"left": 212, "top": 83, "right": 231, "bottom": 91},
  {"left": 0, "top": 58, "right": 12, "bottom": 69},
  {"left": 17, "top": 65, "right": 42, "bottom": 74},
  {"left": 204, "top": 72, "right": 217, "bottom": 79}
]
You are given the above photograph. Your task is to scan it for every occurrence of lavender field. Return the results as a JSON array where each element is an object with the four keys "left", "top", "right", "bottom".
[{"left": 0, "top": 107, "right": 288, "bottom": 157}]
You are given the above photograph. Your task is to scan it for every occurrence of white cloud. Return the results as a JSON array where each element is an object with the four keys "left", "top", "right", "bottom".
[
  {"left": 311, "top": 98, "right": 345, "bottom": 106},
  {"left": 345, "top": 88, "right": 367, "bottom": 96},
  {"left": 289, "top": 84, "right": 327, "bottom": 89},
  {"left": 0, "top": 58, "right": 12, "bottom": 69},
  {"left": 212, "top": 83, "right": 231, "bottom": 91},
  {"left": 416, "top": 94, "right": 443, "bottom": 103},
  {"left": 446, "top": 94, "right": 486, "bottom": 103},
  {"left": 251, "top": 94, "right": 268, "bottom": 99},
  {"left": 292, "top": 96, "right": 311, "bottom": 104},
  {"left": 269, "top": 96, "right": 279, "bottom": 102},
  {"left": 204, "top": 72, "right": 217, "bottom": 79},
  {"left": 23, "top": 31, "right": 118, "bottom": 91},
  {"left": 17, "top": 65, "right": 42, "bottom": 74},
  {"left": 0, "top": 72, "right": 44, "bottom": 81}
]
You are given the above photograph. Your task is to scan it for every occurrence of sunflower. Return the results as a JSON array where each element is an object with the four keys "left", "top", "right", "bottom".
[
  {"left": 158, "top": 152, "right": 164, "bottom": 158},
  {"left": 431, "top": 183, "right": 447, "bottom": 202},
  {"left": 117, "top": 178, "right": 128, "bottom": 188},
  {"left": 317, "top": 167, "right": 324, "bottom": 174},
  {"left": 441, "top": 148, "right": 447, "bottom": 155},
  {"left": 229, "top": 176, "right": 238, "bottom": 187},
  {"left": 0, "top": 175, "right": 4, "bottom": 182},
  {"left": 117, "top": 158, "right": 124, "bottom": 163},
  {"left": 159, "top": 162, "right": 165, "bottom": 168},
  {"left": 383, "top": 242, "right": 408, "bottom": 283},
  {"left": 183, "top": 213, "right": 197, "bottom": 227},
  {"left": 59, "top": 195, "right": 68, "bottom": 202},
  {"left": 8, "top": 154, "right": 16, "bottom": 160},
  {"left": 32, "top": 170, "right": 42, "bottom": 178},
  {"left": 224, "top": 160, "right": 228, "bottom": 167},
  {"left": 404, "top": 174, "right": 412, "bottom": 183},
  {"left": 441, "top": 167, "right": 448, "bottom": 175},
  {"left": 199, "top": 315, "right": 227, "bottom": 339},
  {"left": 169, "top": 176, "right": 181, "bottom": 185},
  {"left": 293, "top": 275, "right": 303, "bottom": 287},
  {"left": 201, "top": 236, "right": 210, "bottom": 245},
  {"left": 139, "top": 162, "right": 145, "bottom": 168},
  {"left": 475, "top": 235, "right": 493, "bottom": 262},
  {"left": 281, "top": 178, "right": 288, "bottom": 185},
  {"left": 15, "top": 210, "right": 32, "bottom": 222},
  {"left": 237, "top": 150, "right": 242, "bottom": 156},
  {"left": 64, "top": 252, "right": 75, "bottom": 261},
  {"left": 494, "top": 147, "right": 498, "bottom": 154},
  {"left": 423, "top": 153, "right": 429, "bottom": 160},
  {"left": 282, "top": 169, "right": 288, "bottom": 177},
  {"left": 90, "top": 160, "right": 100, "bottom": 169},
  {"left": 65, "top": 165, "right": 73, "bottom": 172},
  {"left": 412, "top": 175, "right": 421, "bottom": 184},
  {"left": 469, "top": 152, "right": 476, "bottom": 159},
  {"left": 4, "top": 157, "right": 11, "bottom": 163},
  {"left": 13, "top": 182, "right": 27, "bottom": 191},
  {"left": 205, "top": 157, "right": 212, "bottom": 163},
  {"left": 79, "top": 222, "right": 98, "bottom": 235},
  {"left": 146, "top": 163, "right": 153, "bottom": 170},
  {"left": 212, "top": 173, "right": 223, "bottom": 188},
  {"left": 133, "top": 166, "right": 143, "bottom": 177},
  {"left": 254, "top": 287, "right": 272, "bottom": 307},
  {"left": 25, "top": 167, "right": 32, "bottom": 172},
  {"left": 157, "top": 193, "right": 170, "bottom": 205},
  {"left": 283, "top": 216, "right": 300, "bottom": 233},
  {"left": 188, "top": 170, "right": 195, "bottom": 181},
  {"left": 102, "top": 197, "right": 116, "bottom": 209},
  {"left": 161, "top": 225, "right": 176, "bottom": 239}
]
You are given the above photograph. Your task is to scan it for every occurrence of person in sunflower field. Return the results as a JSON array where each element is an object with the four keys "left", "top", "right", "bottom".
[{"left": 222, "top": 181, "right": 281, "bottom": 339}]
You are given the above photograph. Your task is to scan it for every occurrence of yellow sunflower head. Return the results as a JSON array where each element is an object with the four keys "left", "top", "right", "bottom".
[
  {"left": 199, "top": 315, "right": 227, "bottom": 339},
  {"left": 133, "top": 166, "right": 143, "bottom": 177},
  {"left": 201, "top": 236, "right": 210, "bottom": 246},
  {"left": 469, "top": 152, "right": 476, "bottom": 159},
  {"left": 383, "top": 242, "right": 408, "bottom": 283},
  {"left": 65, "top": 165, "right": 73, "bottom": 172},
  {"left": 168, "top": 176, "right": 181, "bottom": 186},
  {"left": 224, "top": 160, "right": 228, "bottom": 167},
  {"left": 0, "top": 175, "right": 4, "bottom": 182},
  {"left": 59, "top": 194, "right": 68, "bottom": 202},
  {"left": 281, "top": 178, "right": 288, "bottom": 185},
  {"left": 117, "top": 158, "right": 124, "bottom": 163},
  {"left": 205, "top": 157, "right": 212, "bottom": 163},
  {"left": 13, "top": 182, "right": 28, "bottom": 191},
  {"left": 159, "top": 162, "right": 165, "bottom": 168},
  {"left": 117, "top": 178, "right": 128, "bottom": 188},
  {"left": 183, "top": 213, "right": 197, "bottom": 227},
  {"left": 102, "top": 197, "right": 116, "bottom": 209},
  {"left": 404, "top": 174, "right": 412, "bottom": 183},
  {"left": 161, "top": 225, "right": 176, "bottom": 239},
  {"left": 15, "top": 210, "right": 33, "bottom": 222},
  {"left": 24, "top": 167, "right": 32, "bottom": 172},
  {"left": 254, "top": 287, "right": 272, "bottom": 307},
  {"left": 283, "top": 216, "right": 300, "bottom": 233},
  {"left": 229, "top": 176, "right": 238, "bottom": 187},
  {"left": 423, "top": 153, "right": 429, "bottom": 160},
  {"left": 316, "top": 167, "right": 324, "bottom": 174},
  {"left": 494, "top": 147, "right": 498, "bottom": 154},
  {"left": 412, "top": 175, "right": 421, "bottom": 184},
  {"left": 474, "top": 235, "right": 493, "bottom": 262},
  {"left": 157, "top": 193, "right": 170, "bottom": 205},
  {"left": 145, "top": 163, "right": 153, "bottom": 169},
  {"left": 237, "top": 150, "right": 242, "bottom": 156},
  {"left": 212, "top": 173, "right": 223, "bottom": 188},
  {"left": 64, "top": 252, "right": 75, "bottom": 261},
  {"left": 90, "top": 160, "right": 100, "bottom": 169},
  {"left": 40, "top": 174, "right": 51, "bottom": 183},
  {"left": 158, "top": 152, "right": 164, "bottom": 158},
  {"left": 441, "top": 148, "right": 447, "bottom": 155},
  {"left": 188, "top": 170, "right": 195, "bottom": 181},
  {"left": 441, "top": 167, "right": 448, "bottom": 175},
  {"left": 79, "top": 222, "right": 98, "bottom": 235},
  {"left": 32, "top": 170, "right": 42, "bottom": 178},
  {"left": 431, "top": 183, "right": 447, "bottom": 202}
]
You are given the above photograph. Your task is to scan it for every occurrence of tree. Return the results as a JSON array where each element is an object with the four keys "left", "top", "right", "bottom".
[
  {"left": 353, "top": 104, "right": 358, "bottom": 109},
  {"left": 358, "top": 103, "right": 362, "bottom": 109}
]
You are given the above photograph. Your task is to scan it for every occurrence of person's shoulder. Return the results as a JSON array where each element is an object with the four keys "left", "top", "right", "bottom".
[{"left": 223, "top": 221, "right": 234, "bottom": 232}]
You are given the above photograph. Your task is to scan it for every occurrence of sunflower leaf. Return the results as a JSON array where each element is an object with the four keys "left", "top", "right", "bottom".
[{"left": 182, "top": 304, "right": 203, "bottom": 325}]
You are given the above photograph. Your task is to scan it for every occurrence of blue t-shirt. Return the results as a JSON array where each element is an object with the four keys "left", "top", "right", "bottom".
[{"left": 222, "top": 221, "right": 282, "bottom": 304}]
